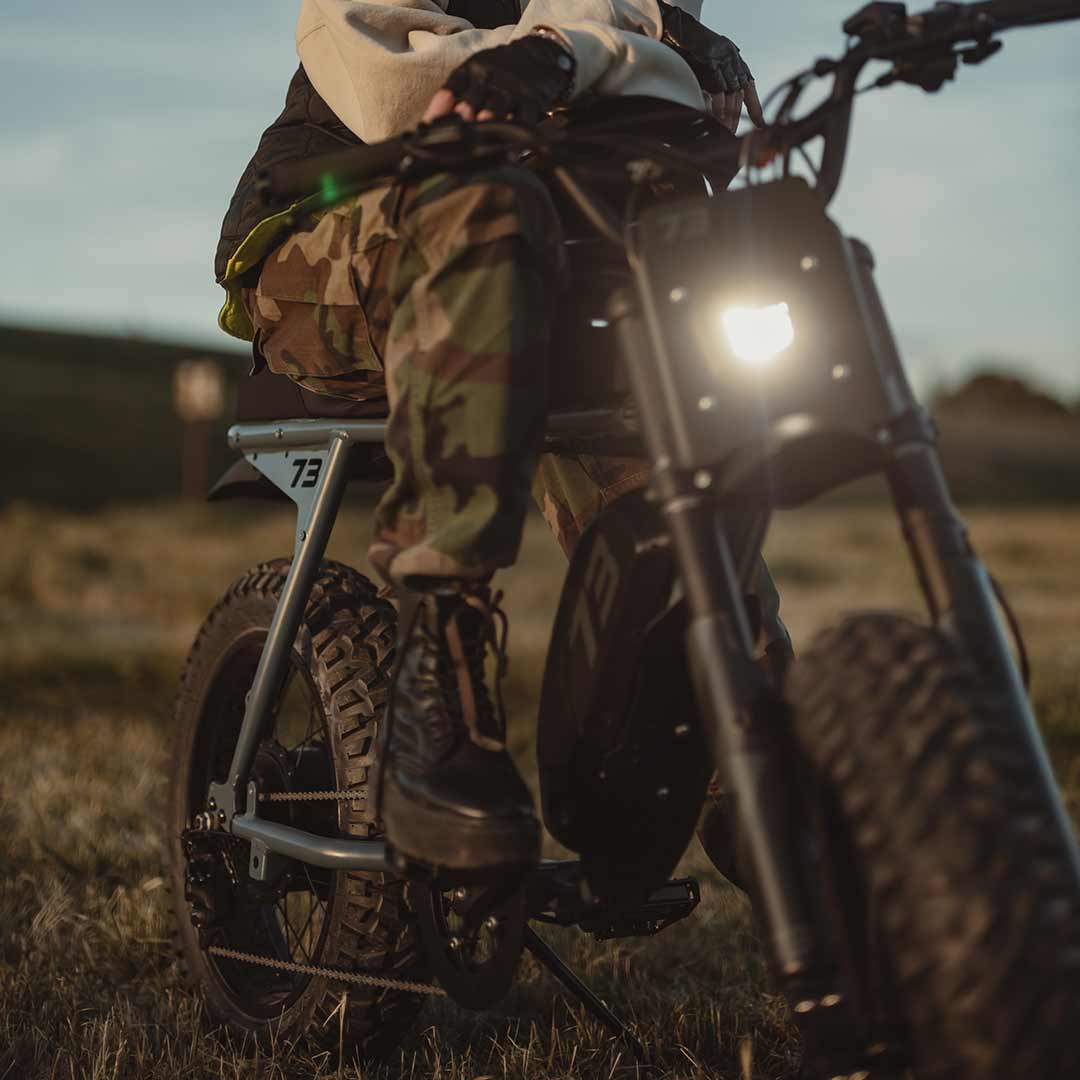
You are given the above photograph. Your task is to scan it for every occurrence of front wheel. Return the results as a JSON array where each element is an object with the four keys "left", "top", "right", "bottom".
[
  {"left": 787, "top": 613, "right": 1080, "bottom": 1078},
  {"left": 165, "top": 559, "right": 425, "bottom": 1058}
]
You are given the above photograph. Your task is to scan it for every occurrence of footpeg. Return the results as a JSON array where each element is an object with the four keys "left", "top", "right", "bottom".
[{"left": 528, "top": 861, "right": 700, "bottom": 940}]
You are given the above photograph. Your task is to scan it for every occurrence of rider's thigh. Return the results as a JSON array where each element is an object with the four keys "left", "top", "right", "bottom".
[{"left": 244, "top": 182, "right": 405, "bottom": 401}]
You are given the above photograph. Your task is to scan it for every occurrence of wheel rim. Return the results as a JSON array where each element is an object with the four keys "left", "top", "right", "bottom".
[{"left": 186, "top": 630, "right": 337, "bottom": 1018}]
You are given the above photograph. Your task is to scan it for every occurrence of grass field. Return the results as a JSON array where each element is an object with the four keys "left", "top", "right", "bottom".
[{"left": 1, "top": 498, "right": 1078, "bottom": 1079}]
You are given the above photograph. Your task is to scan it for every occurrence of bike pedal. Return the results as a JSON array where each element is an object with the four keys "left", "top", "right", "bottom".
[{"left": 580, "top": 877, "right": 701, "bottom": 941}]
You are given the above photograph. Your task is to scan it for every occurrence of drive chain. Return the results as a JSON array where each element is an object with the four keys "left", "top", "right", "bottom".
[
  {"left": 258, "top": 789, "right": 367, "bottom": 803},
  {"left": 206, "top": 945, "right": 446, "bottom": 996},
  {"left": 213, "top": 789, "right": 440, "bottom": 992}
]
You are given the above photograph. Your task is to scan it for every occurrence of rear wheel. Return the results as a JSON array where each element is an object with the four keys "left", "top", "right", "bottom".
[
  {"left": 787, "top": 613, "right": 1080, "bottom": 1079},
  {"left": 166, "top": 559, "right": 426, "bottom": 1057}
]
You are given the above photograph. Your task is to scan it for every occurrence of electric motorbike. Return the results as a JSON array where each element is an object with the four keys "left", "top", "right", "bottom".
[{"left": 167, "top": 2, "right": 1080, "bottom": 1075}]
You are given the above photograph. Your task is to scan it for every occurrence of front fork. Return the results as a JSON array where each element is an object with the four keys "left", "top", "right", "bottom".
[
  {"left": 888, "top": 442, "right": 1080, "bottom": 883},
  {"left": 611, "top": 257, "right": 1080, "bottom": 1007},
  {"left": 611, "top": 289, "right": 823, "bottom": 986}
]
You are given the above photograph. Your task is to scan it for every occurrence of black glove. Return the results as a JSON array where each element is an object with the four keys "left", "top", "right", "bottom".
[
  {"left": 659, "top": 1, "right": 754, "bottom": 95},
  {"left": 441, "top": 35, "right": 576, "bottom": 125}
]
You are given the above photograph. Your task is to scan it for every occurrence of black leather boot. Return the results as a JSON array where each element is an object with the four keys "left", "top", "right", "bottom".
[{"left": 381, "top": 586, "right": 540, "bottom": 872}]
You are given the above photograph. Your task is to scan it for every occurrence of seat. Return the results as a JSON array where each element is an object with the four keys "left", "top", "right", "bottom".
[{"left": 235, "top": 367, "right": 389, "bottom": 422}]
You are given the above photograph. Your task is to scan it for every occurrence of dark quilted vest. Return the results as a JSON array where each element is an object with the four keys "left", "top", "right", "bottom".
[{"left": 214, "top": 0, "right": 521, "bottom": 284}]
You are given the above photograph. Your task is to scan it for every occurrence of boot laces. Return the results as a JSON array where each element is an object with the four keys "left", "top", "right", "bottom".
[{"left": 437, "top": 588, "right": 509, "bottom": 750}]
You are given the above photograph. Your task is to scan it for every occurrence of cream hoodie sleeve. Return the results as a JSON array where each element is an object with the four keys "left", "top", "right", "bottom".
[{"left": 296, "top": 0, "right": 707, "bottom": 143}]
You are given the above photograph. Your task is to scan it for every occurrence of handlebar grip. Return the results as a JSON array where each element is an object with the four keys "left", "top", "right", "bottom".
[
  {"left": 257, "top": 137, "right": 406, "bottom": 203},
  {"left": 983, "top": 0, "right": 1080, "bottom": 28}
]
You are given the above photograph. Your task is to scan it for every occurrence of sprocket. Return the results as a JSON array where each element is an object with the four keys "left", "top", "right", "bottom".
[{"left": 413, "top": 876, "right": 527, "bottom": 1008}]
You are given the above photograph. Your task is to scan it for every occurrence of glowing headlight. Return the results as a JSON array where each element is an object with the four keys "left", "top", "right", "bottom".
[{"left": 720, "top": 302, "right": 795, "bottom": 368}]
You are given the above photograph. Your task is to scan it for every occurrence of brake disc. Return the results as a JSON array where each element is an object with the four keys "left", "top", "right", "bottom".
[{"left": 414, "top": 877, "right": 527, "bottom": 1009}]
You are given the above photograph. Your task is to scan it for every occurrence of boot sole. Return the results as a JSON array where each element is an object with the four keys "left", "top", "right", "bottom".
[{"left": 383, "top": 777, "right": 541, "bottom": 871}]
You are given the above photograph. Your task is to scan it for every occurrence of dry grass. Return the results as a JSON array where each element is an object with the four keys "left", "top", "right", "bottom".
[{"left": 1, "top": 498, "right": 1078, "bottom": 1079}]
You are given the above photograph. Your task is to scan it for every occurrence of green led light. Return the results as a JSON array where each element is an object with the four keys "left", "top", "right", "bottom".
[{"left": 320, "top": 173, "right": 340, "bottom": 205}]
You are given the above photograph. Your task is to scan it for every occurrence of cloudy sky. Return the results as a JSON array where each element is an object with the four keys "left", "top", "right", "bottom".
[{"left": 2, "top": 0, "right": 1077, "bottom": 398}]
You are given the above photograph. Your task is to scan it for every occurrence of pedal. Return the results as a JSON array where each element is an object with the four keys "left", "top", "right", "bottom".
[
  {"left": 579, "top": 878, "right": 700, "bottom": 941},
  {"left": 527, "top": 863, "right": 701, "bottom": 941}
]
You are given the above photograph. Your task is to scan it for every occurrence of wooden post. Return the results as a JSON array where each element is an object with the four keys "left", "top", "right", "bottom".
[{"left": 173, "top": 359, "right": 226, "bottom": 499}]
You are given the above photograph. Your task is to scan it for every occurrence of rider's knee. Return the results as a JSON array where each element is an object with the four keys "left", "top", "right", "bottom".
[{"left": 402, "top": 165, "right": 564, "bottom": 265}]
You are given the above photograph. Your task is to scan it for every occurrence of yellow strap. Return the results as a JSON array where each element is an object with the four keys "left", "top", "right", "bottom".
[{"left": 216, "top": 195, "right": 319, "bottom": 341}]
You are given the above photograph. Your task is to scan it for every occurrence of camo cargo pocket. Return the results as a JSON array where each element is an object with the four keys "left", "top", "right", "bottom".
[{"left": 249, "top": 194, "right": 400, "bottom": 388}]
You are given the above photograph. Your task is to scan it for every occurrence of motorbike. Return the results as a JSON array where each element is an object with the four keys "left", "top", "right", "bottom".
[{"left": 166, "top": 2, "right": 1080, "bottom": 1076}]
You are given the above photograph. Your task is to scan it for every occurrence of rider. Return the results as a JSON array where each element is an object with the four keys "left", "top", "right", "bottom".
[{"left": 215, "top": 0, "right": 789, "bottom": 874}]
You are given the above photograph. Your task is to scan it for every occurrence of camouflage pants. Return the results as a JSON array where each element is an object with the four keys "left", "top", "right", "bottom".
[{"left": 246, "top": 165, "right": 788, "bottom": 649}]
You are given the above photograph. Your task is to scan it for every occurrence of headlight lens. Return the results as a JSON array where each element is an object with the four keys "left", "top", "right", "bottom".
[{"left": 720, "top": 302, "right": 795, "bottom": 368}]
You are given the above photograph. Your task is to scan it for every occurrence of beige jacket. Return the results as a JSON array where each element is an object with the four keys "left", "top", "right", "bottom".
[{"left": 296, "top": 0, "right": 708, "bottom": 143}]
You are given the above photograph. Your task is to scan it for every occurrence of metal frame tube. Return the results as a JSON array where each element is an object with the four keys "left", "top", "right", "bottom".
[
  {"left": 229, "top": 419, "right": 387, "bottom": 451},
  {"left": 210, "top": 432, "right": 354, "bottom": 821},
  {"left": 232, "top": 815, "right": 391, "bottom": 872}
]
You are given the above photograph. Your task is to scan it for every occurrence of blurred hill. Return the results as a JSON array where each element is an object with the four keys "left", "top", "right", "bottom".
[
  {"left": 929, "top": 373, "right": 1080, "bottom": 504},
  {"left": 2, "top": 323, "right": 1078, "bottom": 507}
]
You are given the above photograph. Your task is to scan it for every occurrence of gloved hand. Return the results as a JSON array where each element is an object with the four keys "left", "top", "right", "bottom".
[
  {"left": 658, "top": 1, "right": 765, "bottom": 132},
  {"left": 423, "top": 35, "right": 576, "bottom": 126}
]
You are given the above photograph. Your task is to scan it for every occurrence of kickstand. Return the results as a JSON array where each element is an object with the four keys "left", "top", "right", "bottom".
[{"left": 523, "top": 926, "right": 647, "bottom": 1065}]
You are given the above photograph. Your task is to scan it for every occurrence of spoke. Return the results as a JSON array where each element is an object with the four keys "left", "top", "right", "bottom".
[
  {"left": 295, "top": 896, "right": 320, "bottom": 959},
  {"left": 275, "top": 900, "right": 297, "bottom": 960},
  {"left": 268, "top": 665, "right": 300, "bottom": 737},
  {"left": 260, "top": 905, "right": 292, "bottom": 965},
  {"left": 280, "top": 896, "right": 313, "bottom": 964},
  {"left": 302, "top": 863, "right": 329, "bottom": 918}
]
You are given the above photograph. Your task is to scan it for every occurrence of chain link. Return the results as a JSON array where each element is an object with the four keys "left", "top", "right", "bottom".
[
  {"left": 258, "top": 789, "right": 367, "bottom": 803},
  {"left": 206, "top": 945, "right": 446, "bottom": 996}
]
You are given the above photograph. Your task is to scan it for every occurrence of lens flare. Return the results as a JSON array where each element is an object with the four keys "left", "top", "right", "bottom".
[{"left": 720, "top": 303, "right": 795, "bottom": 367}]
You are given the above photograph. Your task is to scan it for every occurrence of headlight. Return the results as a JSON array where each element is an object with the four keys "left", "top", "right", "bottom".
[{"left": 720, "top": 302, "right": 795, "bottom": 368}]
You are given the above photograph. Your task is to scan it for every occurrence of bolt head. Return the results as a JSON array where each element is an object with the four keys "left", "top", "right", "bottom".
[
  {"left": 674, "top": 722, "right": 691, "bottom": 737},
  {"left": 821, "top": 993, "right": 843, "bottom": 1008},
  {"left": 208, "top": 798, "right": 217, "bottom": 810},
  {"left": 800, "top": 255, "right": 820, "bottom": 272},
  {"left": 448, "top": 936, "right": 463, "bottom": 950},
  {"left": 831, "top": 364, "right": 851, "bottom": 382},
  {"left": 656, "top": 786, "right": 670, "bottom": 800},
  {"left": 794, "top": 999, "right": 816, "bottom": 1013},
  {"left": 452, "top": 887, "right": 468, "bottom": 902},
  {"left": 669, "top": 286, "right": 688, "bottom": 304},
  {"left": 483, "top": 915, "right": 500, "bottom": 932},
  {"left": 693, "top": 470, "right": 712, "bottom": 490},
  {"left": 698, "top": 395, "right": 716, "bottom": 412}
]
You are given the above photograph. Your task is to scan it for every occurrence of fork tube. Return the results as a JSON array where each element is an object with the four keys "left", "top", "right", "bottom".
[
  {"left": 223, "top": 432, "right": 353, "bottom": 808},
  {"left": 888, "top": 445, "right": 1080, "bottom": 882},
  {"left": 611, "top": 289, "right": 822, "bottom": 980}
]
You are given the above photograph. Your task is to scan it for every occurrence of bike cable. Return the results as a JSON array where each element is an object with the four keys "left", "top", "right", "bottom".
[{"left": 989, "top": 573, "right": 1032, "bottom": 692}]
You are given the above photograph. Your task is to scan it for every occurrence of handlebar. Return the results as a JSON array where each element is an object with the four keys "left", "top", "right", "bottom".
[
  {"left": 258, "top": 0, "right": 1080, "bottom": 209},
  {"left": 981, "top": 0, "right": 1080, "bottom": 28}
]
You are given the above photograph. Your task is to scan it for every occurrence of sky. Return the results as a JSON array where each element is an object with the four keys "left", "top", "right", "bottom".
[{"left": 2, "top": 0, "right": 1078, "bottom": 400}]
